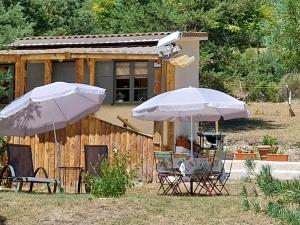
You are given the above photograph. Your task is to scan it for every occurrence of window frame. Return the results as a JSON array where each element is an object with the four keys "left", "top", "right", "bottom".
[{"left": 114, "top": 61, "right": 150, "bottom": 104}]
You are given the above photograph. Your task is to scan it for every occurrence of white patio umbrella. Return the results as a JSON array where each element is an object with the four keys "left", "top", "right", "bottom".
[
  {"left": 0, "top": 82, "right": 106, "bottom": 137},
  {"left": 132, "top": 87, "right": 248, "bottom": 157}
]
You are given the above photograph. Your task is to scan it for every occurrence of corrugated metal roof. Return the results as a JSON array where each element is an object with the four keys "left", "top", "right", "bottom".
[{"left": 8, "top": 32, "right": 208, "bottom": 48}]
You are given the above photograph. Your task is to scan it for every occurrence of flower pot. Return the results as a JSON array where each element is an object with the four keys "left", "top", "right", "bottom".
[
  {"left": 257, "top": 145, "right": 271, "bottom": 159},
  {"left": 266, "top": 154, "right": 289, "bottom": 162},
  {"left": 234, "top": 152, "right": 256, "bottom": 160}
]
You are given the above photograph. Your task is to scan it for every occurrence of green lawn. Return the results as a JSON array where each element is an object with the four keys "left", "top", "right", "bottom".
[{"left": 0, "top": 182, "right": 280, "bottom": 225}]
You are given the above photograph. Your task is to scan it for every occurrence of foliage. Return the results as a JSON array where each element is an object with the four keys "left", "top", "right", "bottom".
[
  {"left": 89, "top": 150, "right": 136, "bottom": 198},
  {"left": 0, "top": 2, "right": 33, "bottom": 48},
  {"left": 0, "top": 136, "right": 8, "bottom": 156},
  {"left": 241, "top": 160, "right": 300, "bottom": 224},
  {"left": 278, "top": 73, "right": 300, "bottom": 101},
  {"left": 262, "top": 134, "right": 278, "bottom": 146},
  {"left": 0, "top": 67, "right": 13, "bottom": 101}
]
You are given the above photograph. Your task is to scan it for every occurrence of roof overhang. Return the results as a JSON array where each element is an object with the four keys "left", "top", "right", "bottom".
[{"left": 0, "top": 46, "right": 179, "bottom": 63}]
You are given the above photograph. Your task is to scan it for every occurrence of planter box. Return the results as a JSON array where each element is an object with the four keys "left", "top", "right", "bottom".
[
  {"left": 234, "top": 152, "right": 256, "bottom": 160},
  {"left": 257, "top": 145, "right": 271, "bottom": 159},
  {"left": 266, "top": 154, "right": 289, "bottom": 162}
]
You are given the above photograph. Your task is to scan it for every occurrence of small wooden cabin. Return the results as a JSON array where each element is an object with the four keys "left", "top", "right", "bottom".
[{"left": 0, "top": 32, "right": 208, "bottom": 185}]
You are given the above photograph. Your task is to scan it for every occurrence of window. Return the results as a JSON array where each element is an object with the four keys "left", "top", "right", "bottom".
[{"left": 115, "top": 62, "right": 149, "bottom": 103}]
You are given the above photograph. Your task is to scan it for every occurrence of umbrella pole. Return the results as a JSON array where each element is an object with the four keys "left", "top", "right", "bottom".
[
  {"left": 191, "top": 116, "right": 193, "bottom": 158},
  {"left": 215, "top": 120, "right": 219, "bottom": 133},
  {"left": 52, "top": 122, "right": 61, "bottom": 189}
]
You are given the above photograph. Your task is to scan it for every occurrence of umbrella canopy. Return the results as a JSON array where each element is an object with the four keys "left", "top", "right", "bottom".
[
  {"left": 132, "top": 87, "right": 248, "bottom": 122},
  {"left": 0, "top": 82, "right": 106, "bottom": 137},
  {"left": 132, "top": 87, "right": 248, "bottom": 157}
]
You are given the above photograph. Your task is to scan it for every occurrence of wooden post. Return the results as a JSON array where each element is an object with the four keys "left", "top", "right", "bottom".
[
  {"left": 166, "top": 61, "right": 175, "bottom": 150},
  {"left": 76, "top": 58, "right": 85, "bottom": 83},
  {"left": 88, "top": 58, "right": 96, "bottom": 85},
  {"left": 44, "top": 60, "right": 52, "bottom": 84},
  {"left": 15, "top": 56, "right": 26, "bottom": 97},
  {"left": 153, "top": 61, "right": 164, "bottom": 151}
]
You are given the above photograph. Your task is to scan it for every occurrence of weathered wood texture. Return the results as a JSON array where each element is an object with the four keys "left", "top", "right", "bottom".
[{"left": 8, "top": 117, "right": 154, "bottom": 188}]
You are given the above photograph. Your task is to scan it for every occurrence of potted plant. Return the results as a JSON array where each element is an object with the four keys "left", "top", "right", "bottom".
[
  {"left": 257, "top": 134, "right": 278, "bottom": 160},
  {"left": 235, "top": 146, "right": 257, "bottom": 160},
  {"left": 266, "top": 148, "right": 289, "bottom": 162}
]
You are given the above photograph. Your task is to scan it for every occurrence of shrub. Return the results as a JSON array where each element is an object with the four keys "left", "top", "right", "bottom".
[
  {"left": 262, "top": 134, "right": 278, "bottom": 146},
  {"left": 89, "top": 150, "right": 136, "bottom": 198},
  {"left": 241, "top": 160, "right": 300, "bottom": 224},
  {"left": 278, "top": 73, "right": 300, "bottom": 101}
]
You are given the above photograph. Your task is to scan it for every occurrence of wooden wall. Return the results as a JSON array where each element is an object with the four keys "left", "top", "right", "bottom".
[{"left": 8, "top": 116, "right": 154, "bottom": 189}]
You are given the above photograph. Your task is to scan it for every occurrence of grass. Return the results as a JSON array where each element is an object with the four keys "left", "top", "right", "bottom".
[{"left": 0, "top": 182, "right": 280, "bottom": 225}]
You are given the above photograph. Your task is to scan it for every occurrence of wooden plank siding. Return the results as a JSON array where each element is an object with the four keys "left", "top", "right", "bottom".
[{"left": 7, "top": 117, "right": 154, "bottom": 188}]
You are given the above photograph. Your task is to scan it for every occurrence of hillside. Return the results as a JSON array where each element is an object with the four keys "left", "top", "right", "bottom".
[{"left": 200, "top": 100, "right": 300, "bottom": 160}]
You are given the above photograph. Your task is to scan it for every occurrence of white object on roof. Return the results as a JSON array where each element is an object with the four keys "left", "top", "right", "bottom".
[{"left": 157, "top": 31, "right": 181, "bottom": 47}]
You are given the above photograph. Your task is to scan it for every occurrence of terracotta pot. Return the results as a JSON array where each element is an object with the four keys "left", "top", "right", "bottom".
[
  {"left": 266, "top": 154, "right": 289, "bottom": 162},
  {"left": 257, "top": 145, "right": 271, "bottom": 158},
  {"left": 234, "top": 152, "right": 256, "bottom": 160}
]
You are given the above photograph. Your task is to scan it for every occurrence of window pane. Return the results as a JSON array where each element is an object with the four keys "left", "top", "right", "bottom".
[
  {"left": 134, "top": 78, "right": 147, "bottom": 88},
  {"left": 116, "top": 89, "right": 130, "bottom": 102},
  {"left": 116, "top": 62, "right": 130, "bottom": 76},
  {"left": 134, "top": 62, "right": 148, "bottom": 75},
  {"left": 116, "top": 78, "right": 130, "bottom": 89},
  {"left": 134, "top": 89, "right": 148, "bottom": 102}
]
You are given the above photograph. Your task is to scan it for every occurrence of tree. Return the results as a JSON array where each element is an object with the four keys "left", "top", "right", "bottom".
[
  {"left": 0, "top": 3, "right": 33, "bottom": 48},
  {"left": 263, "top": 0, "right": 300, "bottom": 72}
]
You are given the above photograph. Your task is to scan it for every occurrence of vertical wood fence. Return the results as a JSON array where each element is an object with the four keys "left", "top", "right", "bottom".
[{"left": 7, "top": 116, "right": 154, "bottom": 189}]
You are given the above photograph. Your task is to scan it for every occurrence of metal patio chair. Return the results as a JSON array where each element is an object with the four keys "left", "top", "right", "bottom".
[
  {"left": 0, "top": 144, "right": 58, "bottom": 193},
  {"left": 154, "top": 151, "right": 188, "bottom": 195},
  {"left": 213, "top": 152, "right": 234, "bottom": 195},
  {"left": 192, "top": 149, "right": 226, "bottom": 196},
  {"left": 78, "top": 145, "right": 108, "bottom": 193}
]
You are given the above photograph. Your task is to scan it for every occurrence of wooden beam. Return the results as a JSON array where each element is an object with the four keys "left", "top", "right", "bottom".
[
  {"left": 22, "top": 54, "right": 66, "bottom": 61},
  {"left": 44, "top": 60, "right": 52, "bottom": 84},
  {"left": 76, "top": 58, "right": 85, "bottom": 83},
  {"left": 15, "top": 56, "right": 26, "bottom": 97},
  {"left": 0, "top": 55, "right": 17, "bottom": 63},
  {"left": 116, "top": 115, "right": 140, "bottom": 133},
  {"left": 88, "top": 58, "right": 96, "bottom": 85},
  {"left": 71, "top": 53, "right": 159, "bottom": 61},
  {"left": 166, "top": 62, "right": 176, "bottom": 150},
  {"left": 153, "top": 62, "right": 164, "bottom": 149}
]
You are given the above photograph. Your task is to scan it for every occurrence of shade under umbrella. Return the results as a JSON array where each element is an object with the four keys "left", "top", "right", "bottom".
[
  {"left": 132, "top": 87, "right": 248, "bottom": 157},
  {"left": 0, "top": 82, "right": 106, "bottom": 136}
]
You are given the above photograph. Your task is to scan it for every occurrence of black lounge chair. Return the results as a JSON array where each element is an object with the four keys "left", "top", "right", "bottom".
[
  {"left": 78, "top": 145, "right": 108, "bottom": 193},
  {"left": 0, "top": 144, "right": 58, "bottom": 193}
]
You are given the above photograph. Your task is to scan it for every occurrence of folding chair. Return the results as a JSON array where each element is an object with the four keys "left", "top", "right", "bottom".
[
  {"left": 154, "top": 151, "right": 188, "bottom": 195},
  {"left": 214, "top": 152, "right": 234, "bottom": 195},
  {"left": 193, "top": 149, "right": 226, "bottom": 196},
  {"left": 209, "top": 149, "right": 227, "bottom": 195},
  {"left": 192, "top": 154, "right": 215, "bottom": 196},
  {"left": 78, "top": 145, "right": 108, "bottom": 193},
  {"left": 0, "top": 144, "right": 58, "bottom": 193}
]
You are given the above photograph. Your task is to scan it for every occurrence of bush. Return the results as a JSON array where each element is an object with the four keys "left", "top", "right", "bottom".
[
  {"left": 242, "top": 160, "right": 300, "bottom": 224},
  {"left": 262, "top": 134, "right": 278, "bottom": 146},
  {"left": 278, "top": 73, "right": 300, "bottom": 101},
  {"left": 0, "top": 137, "right": 8, "bottom": 156},
  {"left": 89, "top": 150, "right": 136, "bottom": 198}
]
